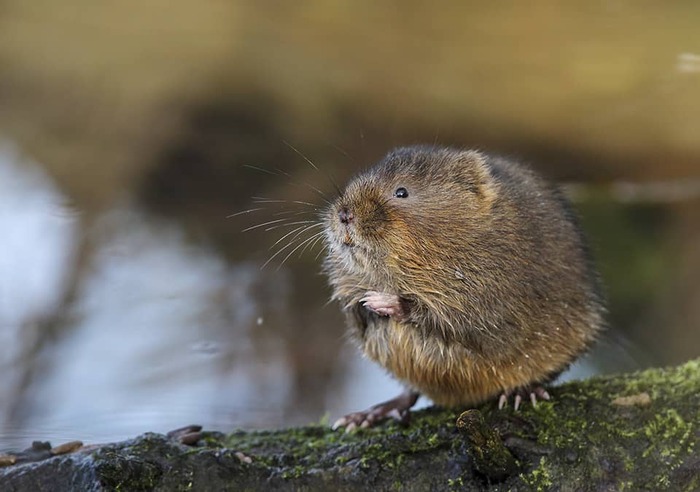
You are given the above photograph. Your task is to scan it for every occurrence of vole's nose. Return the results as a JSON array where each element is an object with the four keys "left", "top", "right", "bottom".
[{"left": 338, "top": 207, "right": 354, "bottom": 225}]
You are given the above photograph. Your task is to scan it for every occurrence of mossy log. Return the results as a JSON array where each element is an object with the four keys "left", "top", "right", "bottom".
[{"left": 1, "top": 359, "right": 698, "bottom": 491}]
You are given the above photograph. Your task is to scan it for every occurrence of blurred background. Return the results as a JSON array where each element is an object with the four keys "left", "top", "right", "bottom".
[{"left": 0, "top": 2, "right": 698, "bottom": 449}]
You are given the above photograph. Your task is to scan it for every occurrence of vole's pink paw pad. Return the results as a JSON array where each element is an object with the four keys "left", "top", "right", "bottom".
[
  {"left": 498, "top": 386, "right": 550, "bottom": 411},
  {"left": 360, "top": 291, "right": 405, "bottom": 320}
]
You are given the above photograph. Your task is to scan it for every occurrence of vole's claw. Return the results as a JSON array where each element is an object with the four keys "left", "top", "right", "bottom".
[
  {"left": 331, "top": 410, "right": 377, "bottom": 432},
  {"left": 536, "top": 388, "right": 551, "bottom": 400},
  {"left": 530, "top": 392, "right": 538, "bottom": 407},
  {"left": 498, "top": 385, "right": 550, "bottom": 411},
  {"left": 331, "top": 416, "right": 349, "bottom": 431}
]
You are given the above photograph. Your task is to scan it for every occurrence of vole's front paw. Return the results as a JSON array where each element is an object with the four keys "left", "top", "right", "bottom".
[{"left": 360, "top": 291, "right": 407, "bottom": 321}]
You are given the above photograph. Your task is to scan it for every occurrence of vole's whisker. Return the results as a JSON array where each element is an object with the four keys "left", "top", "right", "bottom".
[
  {"left": 332, "top": 144, "right": 352, "bottom": 160},
  {"left": 298, "top": 230, "right": 326, "bottom": 258},
  {"left": 251, "top": 198, "right": 286, "bottom": 204},
  {"left": 261, "top": 229, "right": 312, "bottom": 270},
  {"left": 264, "top": 219, "right": 320, "bottom": 232},
  {"left": 284, "top": 224, "right": 324, "bottom": 246},
  {"left": 277, "top": 232, "right": 324, "bottom": 270},
  {"left": 272, "top": 209, "right": 315, "bottom": 217},
  {"left": 269, "top": 225, "right": 313, "bottom": 250},
  {"left": 263, "top": 222, "right": 321, "bottom": 262},
  {"left": 244, "top": 150, "right": 330, "bottom": 203},
  {"left": 314, "top": 237, "right": 328, "bottom": 261},
  {"left": 284, "top": 140, "right": 344, "bottom": 197},
  {"left": 304, "top": 232, "right": 327, "bottom": 258},
  {"left": 270, "top": 222, "right": 323, "bottom": 249},
  {"left": 271, "top": 168, "right": 332, "bottom": 206},
  {"left": 283, "top": 140, "right": 320, "bottom": 171},
  {"left": 242, "top": 218, "right": 292, "bottom": 232},
  {"left": 243, "top": 165, "right": 280, "bottom": 176},
  {"left": 310, "top": 229, "right": 326, "bottom": 248},
  {"left": 252, "top": 197, "right": 319, "bottom": 209},
  {"left": 226, "top": 207, "right": 266, "bottom": 218}
]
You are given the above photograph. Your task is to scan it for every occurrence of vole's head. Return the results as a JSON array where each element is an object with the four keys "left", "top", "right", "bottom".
[{"left": 323, "top": 146, "right": 498, "bottom": 278}]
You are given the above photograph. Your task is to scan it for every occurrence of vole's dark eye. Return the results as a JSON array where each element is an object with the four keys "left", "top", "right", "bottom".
[{"left": 394, "top": 187, "right": 409, "bottom": 198}]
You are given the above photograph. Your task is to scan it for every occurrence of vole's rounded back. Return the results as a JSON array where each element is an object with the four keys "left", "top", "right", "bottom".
[{"left": 324, "top": 146, "right": 605, "bottom": 407}]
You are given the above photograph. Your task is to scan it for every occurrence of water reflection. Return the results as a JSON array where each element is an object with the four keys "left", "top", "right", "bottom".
[
  {"left": 0, "top": 145, "right": 78, "bottom": 448},
  {"left": 0, "top": 146, "right": 411, "bottom": 449}
]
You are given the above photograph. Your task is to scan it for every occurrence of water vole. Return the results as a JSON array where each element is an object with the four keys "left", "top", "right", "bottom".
[{"left": 323, "top": 146, "right": 606, "bottom": 430}]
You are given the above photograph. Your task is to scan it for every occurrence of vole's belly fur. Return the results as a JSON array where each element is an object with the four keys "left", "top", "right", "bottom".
[{"left": 348, "top": 307, "right": 595, "bottom": 406}]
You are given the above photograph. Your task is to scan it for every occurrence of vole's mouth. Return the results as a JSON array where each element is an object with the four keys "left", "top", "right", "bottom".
[
  {"left": 323, "top": 217, "right": 354, "bottom": 250},
  {"left": 341, "top": 230, "right": 354, "bottom": 247}
]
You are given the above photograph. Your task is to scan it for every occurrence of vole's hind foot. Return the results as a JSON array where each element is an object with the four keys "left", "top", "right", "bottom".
[
  {"left": 360, "top": 291, "right": 407, "bottom": 321},
  {"left": 332, "top": 390, "right": 420, "bottom": 432},
  {"left": 498, "top": 386, "right": 550, "bottom": 411}
]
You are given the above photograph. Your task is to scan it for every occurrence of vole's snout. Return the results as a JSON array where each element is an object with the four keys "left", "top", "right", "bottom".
[{"left": 338, "top": 207, "right": 354, "bottom": 225}]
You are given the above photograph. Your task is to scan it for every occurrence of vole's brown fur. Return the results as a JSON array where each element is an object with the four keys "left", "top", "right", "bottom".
[{"left": 324, "top": 146, "right": 605, "bottom": 410}]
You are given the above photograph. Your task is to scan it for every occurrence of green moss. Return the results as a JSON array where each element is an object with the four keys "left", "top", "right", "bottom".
[
  {"left": 506, "top": 359, "right": 700, "bottom": 489},
  {"left": 281, "top": 464, "right": 306, "bottom": 480},
  {"left": 447, "top": 476, "right": 464, "bottom": 489},
  {"left": 219, "top": 412, "right": 451, "bottom": 482},
  {"left": 427, "top": 433, "right": 440, "bottom": 447},
  {"left": 520, "top": 456, "right": 553, "bottom": 491},
  {"left": 531, "top": 399, "right": 592, "bottom": 453},
  {"left": 621, "top": 359, "right": 700, "bottom": 400},
  {"left": 642, "top": 409, "right": 693, "bottom": 465}
]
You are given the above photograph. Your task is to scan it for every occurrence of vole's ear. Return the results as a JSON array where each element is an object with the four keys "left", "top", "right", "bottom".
[{"left": 453, "top": 150, "right": 498, "bottom": 204}]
